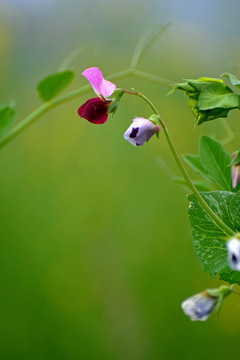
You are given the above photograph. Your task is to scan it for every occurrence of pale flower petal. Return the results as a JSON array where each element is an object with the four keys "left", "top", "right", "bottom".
[
  {"left": 181, "top": 293, "right": 216, "bottom": 321},
  {"left": 227, "top": 237, "right": 240, "bottom": 271},
  {"left": 82, "top": 67, "right": 116, "bottom": 100},
  {"left": 124, "top": 117, "right": 160, "bottom": 146}
]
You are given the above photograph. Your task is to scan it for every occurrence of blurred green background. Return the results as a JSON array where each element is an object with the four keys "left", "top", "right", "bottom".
[{"left": 1, "top": 0, "right": 240, "bottom": 359}]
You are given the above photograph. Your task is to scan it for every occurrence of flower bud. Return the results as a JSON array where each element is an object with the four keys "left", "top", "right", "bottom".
[
  {"left": 227, "top": 236, "right": 240, "bottom": 271},
  {"left": 124, "top": 117, "right": 160, "bottom": 146},
  {"left": 181, "top": 285, "right": 231, "bottom": 321},
  {"left": 231, "top": 152, "right": 240, "bottom": 188},
  {"left": 181, "top": 292, "right": 216, "bottom": 321}
]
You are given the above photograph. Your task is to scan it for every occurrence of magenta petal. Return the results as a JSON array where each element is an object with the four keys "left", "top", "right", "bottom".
[
  {"left": 82, "top": 67, "right": 116, "bottom": 100},
  {"left": 77, "top": 97, "right": 109, "bottom": 124}
]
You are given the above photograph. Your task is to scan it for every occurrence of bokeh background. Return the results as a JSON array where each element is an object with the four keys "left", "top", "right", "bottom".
[{"left": 1, "top": 0, "right": 240, "bottom": 359}]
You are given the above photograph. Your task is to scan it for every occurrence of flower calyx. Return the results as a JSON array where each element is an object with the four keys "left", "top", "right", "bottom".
[{"left": 107, "top": 89, "right": 125, "bottom": 116}]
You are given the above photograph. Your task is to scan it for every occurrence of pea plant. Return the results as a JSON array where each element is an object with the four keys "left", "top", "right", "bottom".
[{"left": 2, "top": 23, "right": 240, "bottom": 321}]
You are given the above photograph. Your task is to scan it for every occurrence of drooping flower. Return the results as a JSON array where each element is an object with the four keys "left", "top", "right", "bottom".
[
  {"left": 227, "top": 236, "right": 240, "bottom": 271},
  {"left": 181, "top": 292, "right": 216, "bottom": 321},
  {"left": 124, "top": 117, "right": 160, "bottom": 146},
  {"left": 181, "top": 286, "right": 231, "bottom": 321},
  {"left": 231, "top": 152, "right": 240, "bottom": 188},
  {"left": 78, "top": 67, "right": 116, "bottom": 124}
]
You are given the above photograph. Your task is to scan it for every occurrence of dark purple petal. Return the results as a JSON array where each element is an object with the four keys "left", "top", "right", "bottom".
[{"left": 77, "top": 97, "right": 109, "bottom": 124}]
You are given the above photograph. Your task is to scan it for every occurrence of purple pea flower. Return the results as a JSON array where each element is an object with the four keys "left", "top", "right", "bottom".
[
  {"left": 124, "top": 117, "right": 160, "bottom": 146},
  {"left": 78, "top": 67, "right": 116, "bottom": 124}
]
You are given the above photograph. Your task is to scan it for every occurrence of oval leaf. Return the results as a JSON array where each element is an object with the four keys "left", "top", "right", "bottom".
[
  {"left": 37, "top": 70, "right": 75, "bottom": 102},
  {"left": 229, "top": 190, "right": 240, "bottom": 230},
  {"left": 183, "top": 154, "right": 210, "bottom": 181},
  {"left": 174, "top": 177, "right": 211, "bottom": 191},
  {"left": 200, "top": 136, "right": 232, "bottom": 191},
  {"left": 188, "top": 191, "right": 240, "bottom": 284},
  {"left": 198, "top": 82, "right": 240, "bottom": 110}
]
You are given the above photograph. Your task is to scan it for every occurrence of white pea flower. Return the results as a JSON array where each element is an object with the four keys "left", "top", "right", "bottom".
[
  {"left": 181, "top": 292, "right": 216, "bottom": 321},
  {"left": 124, "top": 117, "right": 160, "bottom": 146},
  {"left": 181, "top": 286, "right": 232, "bottom": 321},
  {"left": 227, "top": 237, "right": 240, "bottom": 271}
]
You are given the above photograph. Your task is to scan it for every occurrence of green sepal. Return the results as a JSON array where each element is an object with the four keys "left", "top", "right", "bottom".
[
  {"left": 148, "top": 114, "right": 160, "bottom": 125},
  {"left": 37, "top": 70, "right": 75, "bottom": 102},
  {"left": 229, "top": 151, "right": 240, "bottom": 166},
  {"left": 207, "top": 285, "right": 232, "bottom": 298},
  {"left": 148, "top": 114, "right": 160, "bottom": 139},
  {"left": 107, "top": 89, "right": 124, "bottom": 116},
  {"left": 207, "top": 285, "right": 232, "bottom": 314},
  {"left": 0, "top": 104, "right": 15, "bottom": 135}
]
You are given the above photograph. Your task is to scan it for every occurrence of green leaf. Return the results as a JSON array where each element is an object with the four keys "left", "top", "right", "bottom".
[
  {"left": 198, "top": 82, "right": 240, "bottom": 110},
  {"left": 168, "top": 82, "right": 196, "bottom": 95},
  {"left": 196, "top": 107, "right": 231, "bottom": 126},
  {"left": 183, "top": 154, "right": 210, "bottom": 181},
  {"left": 130, "top": 22, "right": 171, "bottom": 69},
  {"left": 58, "top": 47, "right": 94, "bottom": 71},
  {"left": 37, "top": 70, "right": 75, "bottom": 102},
  {"left": 200, "top": 136, "right": 232, "bottom": 191},
  {"left": 222, "top": 72, "right": 240, "bottom": 89},
  {"left": 0, "top": 105, "right": 14, "bottom": 135},
  {"left": 171, "top": 77, "right": 240, "bottom": 125},
  {"left": 174, "top": 177, "right": 211, "bottom": 191},
  {"left": 229, "top": 190, "right": 240, "bottom": 230},
  {"left": 188, "top": 191, "right": 240, "bottom": 284}
]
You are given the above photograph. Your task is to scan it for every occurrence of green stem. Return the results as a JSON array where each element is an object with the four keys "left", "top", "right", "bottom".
[
  {"left": 133, "top": 69, "right": 174, "bottom": 86},
  {"left": 134, "top": 90, "right": 235, "bottom": 237},
  {"left": 58, "top": 47, "right": 95, "bottom": 71}
]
